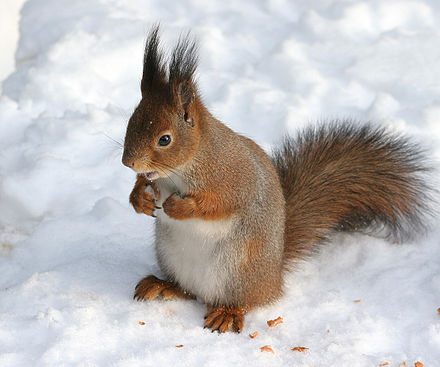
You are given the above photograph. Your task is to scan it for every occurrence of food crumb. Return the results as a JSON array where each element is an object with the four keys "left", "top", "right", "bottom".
[
  {"left": 138, "top": 321, "right": 145, "bottom": 325},
  {"left": 353, "top": 299, "right": 362, "bottom": 303},
  {"left": 175, "top": 344, "right": 184, "bottom": 348},
  {"left": 249, "top": 331, "right": 259, "bottom": 339},
  {"left": 437, "top": 307, "right": 440, "bottom": 316},
  {"left": 267, "top": 316, "right": 283, "bottom": 327},
  {"left": 414, "top": 362, "right": 424, "bottom": 367},
  {"left": 291, "top": 346, "right": 309, "bottom": 353},
  {"left": 260, "top": 345, "right": 274, "bottom": 353},
  {"left": 378, "top": 362, "right": 389, "bottom": 366}
]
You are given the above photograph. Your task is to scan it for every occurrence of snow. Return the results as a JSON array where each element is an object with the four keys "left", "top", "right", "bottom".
[
  {"left": 1, "top": 0, "right": 440, "bottom": 366},
  {"left": 0, "top": 0, "right": 25, "bottom": 90}
]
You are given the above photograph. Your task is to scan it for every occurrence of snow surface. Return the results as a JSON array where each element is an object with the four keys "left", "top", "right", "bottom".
[
  {"left": 1, "top": 0, "right": 440, "bottom": 366},
  {"left": 0, "top": 0, "right": 25, "bottom": 91}
]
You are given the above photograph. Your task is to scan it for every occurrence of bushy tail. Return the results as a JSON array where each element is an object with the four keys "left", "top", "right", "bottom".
[{"left": 272, "top": 121, "right": 434, "bottom": 265}]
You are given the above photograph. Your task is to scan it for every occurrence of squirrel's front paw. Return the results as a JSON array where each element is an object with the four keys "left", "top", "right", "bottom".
[
  {"left": 130, "top": 184, "right": 160, "bottom": 217},
  {"left": 163, "top": 193, "right": 197, "bottom": 220}
]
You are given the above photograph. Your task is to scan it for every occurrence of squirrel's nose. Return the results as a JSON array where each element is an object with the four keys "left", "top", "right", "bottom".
[{"left": 122, "top": 153, "right": 135, "bottom": 168}]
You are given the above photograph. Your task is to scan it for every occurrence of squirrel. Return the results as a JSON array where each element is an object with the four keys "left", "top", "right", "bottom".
[{"left": 122, "top": 26, "right": 433, "bottom": 333}]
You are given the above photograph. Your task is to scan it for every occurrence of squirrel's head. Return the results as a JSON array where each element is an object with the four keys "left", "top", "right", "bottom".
[{"left": 122, "top": 26, "right": 202, "bottom": 180}]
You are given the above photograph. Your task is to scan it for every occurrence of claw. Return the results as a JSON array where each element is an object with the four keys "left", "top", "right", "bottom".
[
  {"left": 204, "top": 305, "right": 247, "bottom": 333},
  {"left": 134, "top": 275, "right": 195, "bottom": 301}
]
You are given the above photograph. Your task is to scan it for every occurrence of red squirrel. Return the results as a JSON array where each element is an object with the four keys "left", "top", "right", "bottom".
[{"left": 122, "top": 26, "right": 432, "bottom": 333}]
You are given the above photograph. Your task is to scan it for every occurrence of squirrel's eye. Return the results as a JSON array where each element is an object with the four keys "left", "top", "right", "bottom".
[{"left": 158, "top": 134, "right": 172, "bottom": 147}]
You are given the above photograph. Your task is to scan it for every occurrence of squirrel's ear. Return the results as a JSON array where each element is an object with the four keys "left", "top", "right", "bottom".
[
  {"left": 169, "top": 32, "right": 198, "bottom": 127},
  {"left": 177, "top": 81, "right": 196, "bottom": 126}
]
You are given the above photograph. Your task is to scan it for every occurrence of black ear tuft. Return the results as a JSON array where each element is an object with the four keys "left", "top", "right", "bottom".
[
  {"left": 140, "top": 27, "right": 199, "bottom": 121},
  {"left": 169, "top": 32, "right": 198, "bottom": 84},
  {"left": 169, "top": 32, "right": 198, "bottom": 114},
  {"left": 141, "top": 24, "right": 167, "bottom": 94}
]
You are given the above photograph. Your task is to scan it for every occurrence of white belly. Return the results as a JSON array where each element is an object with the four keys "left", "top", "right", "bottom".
[
  {"left": 152, "top": 174, "right": 235, "bottom": 304},
  {"left": 155, "top": 213, "right": 234, "bottom": 304}
]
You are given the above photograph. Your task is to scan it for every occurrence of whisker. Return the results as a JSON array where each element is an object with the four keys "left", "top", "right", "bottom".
[
  {"left": 155, "top": 166, "right": 181, "bottom": 194},
  {"left": 148, "top": 158, "right": 181, "bottom": 176},
  {"left": 153, "top": 161, "right": 185, "bottom": 179},
  {"left": 102, "top": 132, "right": 124, "bottom": 149},
  {"left": 135, "top": 156, "right": 186, "bottom": 193}
]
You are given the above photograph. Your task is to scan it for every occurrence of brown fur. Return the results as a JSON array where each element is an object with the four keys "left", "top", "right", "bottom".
[
  {"left": 134, "top": 275, "right": 194, "bottom": 301},
  {"left": 204, "top": 305, "right": 247, "bottom": 333},
  {"left": 239, "top": 238, "right": 284, "bottom": 307},
  {"left": 272, "top": 123, "right": 433, "bottom": 267},
  {"left": 123, "top": 26, "right": 433, "bottom": 333},
  {"left": 129, "top": 174, "right": 159, "bottom": 215}
]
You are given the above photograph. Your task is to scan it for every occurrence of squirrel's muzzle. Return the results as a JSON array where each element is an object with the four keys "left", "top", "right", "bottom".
[{"left": 122, "top": 151, "right": 136, "bottom": 169}]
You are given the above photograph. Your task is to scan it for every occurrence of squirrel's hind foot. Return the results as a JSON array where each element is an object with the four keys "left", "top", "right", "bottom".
[
  {"left": 204, "top": 305, "right": 247, "bottom": 333},
  {"left": 133, "top": 275, "right": 194, "bottom": 301}
]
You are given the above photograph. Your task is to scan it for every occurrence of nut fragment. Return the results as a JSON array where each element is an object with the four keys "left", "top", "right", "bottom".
[
  {"left": 291, "top": 346, "right": 309, "bottom": 353},
  {"left": 249, "top": 331, "right": 259, "bottom": 339},
  {"left": 138, "top": 321, "right": 145, "bottom": 325},
  {"left": 414, "top": 362, "right": 424, "bottom": 367},
  {"left": 267, "top": 316, "right": 283, "bottom": 327},
  {"left": 260, "top": 345, "right": 274, "bottom": 353}
]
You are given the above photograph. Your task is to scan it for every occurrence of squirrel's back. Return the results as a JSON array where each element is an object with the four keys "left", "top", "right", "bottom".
[{"left": 272, "top": 121, "right": 433, "bottom": 266}]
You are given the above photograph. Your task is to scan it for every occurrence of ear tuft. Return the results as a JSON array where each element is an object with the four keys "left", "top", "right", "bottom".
[
  {"left": 169, "top": 33, "right": 199, "bottom": 121},
  {"left": 169, "top": 32, "right": 198, "bottom": 87},
  {"left": 141, "top": 24, "right": 167, "bottom": 94},
  {"left": 140, "top": 26, "right": 199, "bottom": 124}
]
